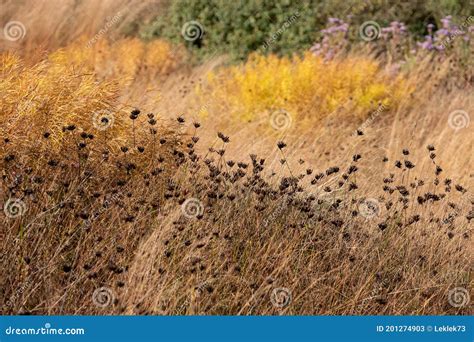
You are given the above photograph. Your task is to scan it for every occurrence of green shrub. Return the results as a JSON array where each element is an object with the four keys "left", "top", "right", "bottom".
[
  {"left": 140, "top": 0, "right": 472, "bottom": 61},
  {"left": 140, "top": 0, "right": 324, "bottom": 61}
]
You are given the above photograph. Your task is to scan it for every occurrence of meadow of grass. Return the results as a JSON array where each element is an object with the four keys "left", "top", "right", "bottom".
[{"left": 0, "top": 0, "right": 472, "bottom": 316}]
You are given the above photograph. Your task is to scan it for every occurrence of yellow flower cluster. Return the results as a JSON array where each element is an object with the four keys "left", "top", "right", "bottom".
[{"left": 201, "top": 52, "right": 407, "bottom": 124}]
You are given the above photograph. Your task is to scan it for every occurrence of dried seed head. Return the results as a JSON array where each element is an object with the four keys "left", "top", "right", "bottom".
[
  {"left": 130, "top": 109, "right": 140, "bottom": 119},
  {"left": 277, "top": 141, "right": 287, "bottom": 150},
  {"left": 217, "top": 132, "right": 229, "bottom": 143}
]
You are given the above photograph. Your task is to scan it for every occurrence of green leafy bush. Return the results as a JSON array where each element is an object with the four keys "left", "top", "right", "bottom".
[
  {"left": 140, "top": 0, "right": 323, "bottom": 61},
  {"left": 140, "top": 0, "right": 472, "bottom": 61}
]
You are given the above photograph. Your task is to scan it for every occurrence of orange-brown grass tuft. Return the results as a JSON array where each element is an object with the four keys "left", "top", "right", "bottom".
[{"left": 49, "top": 37, "right": 184, "bottom": 84}]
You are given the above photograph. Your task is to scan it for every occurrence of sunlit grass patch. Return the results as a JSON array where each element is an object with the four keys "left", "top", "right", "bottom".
[{"left": 200, "top": 53, "right": 409, "bottom": 124}]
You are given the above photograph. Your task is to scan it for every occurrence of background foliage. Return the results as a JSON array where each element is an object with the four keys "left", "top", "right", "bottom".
[{"left": 141, "top": 0, "right": 472, "bottom": 61}]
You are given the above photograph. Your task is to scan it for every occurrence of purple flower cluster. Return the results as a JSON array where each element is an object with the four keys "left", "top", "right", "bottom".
[
  {"left": 322, "top": 17, "right": 350, "bottom": 34},
  {"left": 311, "top": 16, "right": 473, "bottom": 59},
  {"left": 418, "top": 15, "right": 472, "bottom": 51},
  {"left": 380, "top": 21, "right": 408, "bottom": 40},
  {"left": 310, "top": 17, "right": 349, "bottom": 60}
]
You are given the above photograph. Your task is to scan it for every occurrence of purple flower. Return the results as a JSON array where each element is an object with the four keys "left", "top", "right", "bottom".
[
  {"left": 440, "top": 16, "right": 452, "bottom": 29},
  {"left": 437, "top": 28, "right": 449, "bottom": 36}
]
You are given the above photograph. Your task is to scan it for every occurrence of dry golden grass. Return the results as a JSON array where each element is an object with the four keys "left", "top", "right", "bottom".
[
  {"left": 0, "top": 52, "right": 127, "bottom": 149},
  {"left": 1, "top": 48, "right": 472, "bottom": 316},
  {"left": 50, "top": 37, "right": 183, "bottom": 84},
  {"left": 0, "top": 0, "right": 164, "bottom": 54},
  {"left": 0, "top": 1, "right": 472, "bottom": 316}
]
